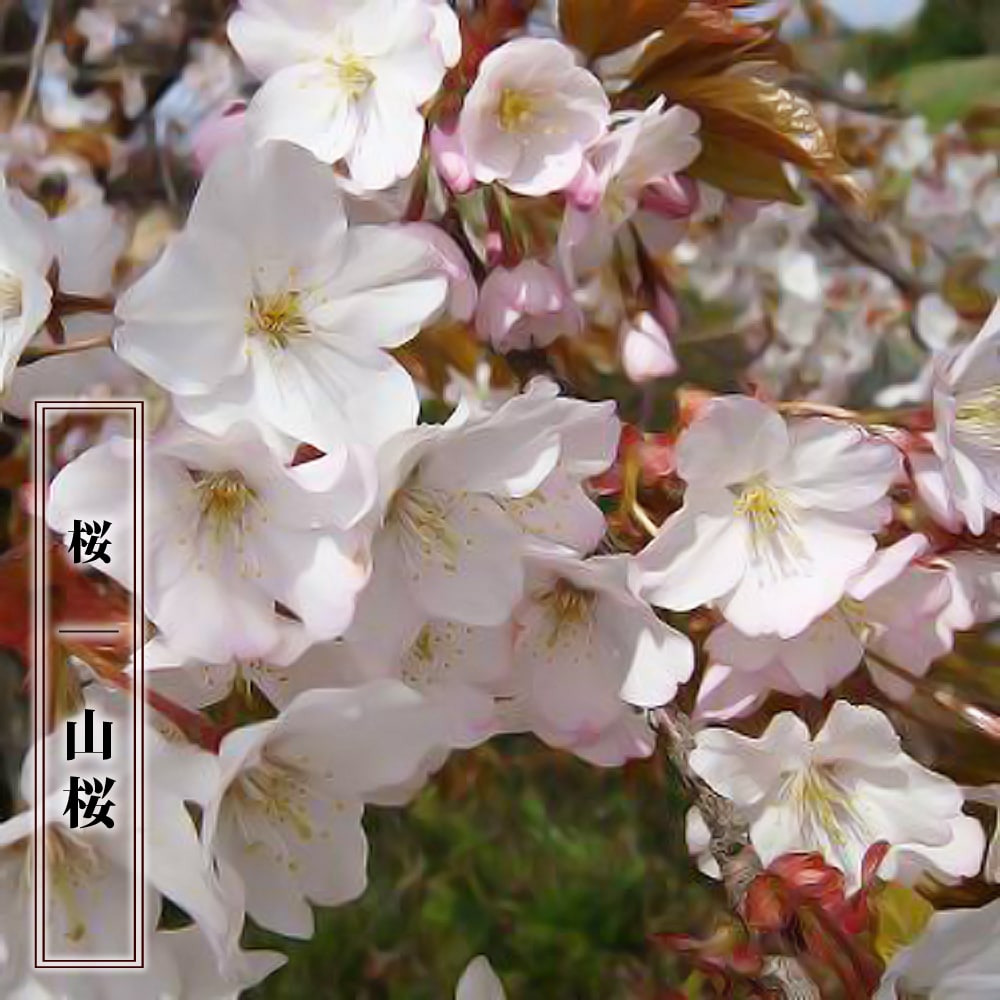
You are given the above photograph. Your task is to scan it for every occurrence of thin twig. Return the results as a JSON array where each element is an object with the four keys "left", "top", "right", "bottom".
[
  {"left": 19, "top": 334, "right": 113, "bottom": 364},
  {"left": 13, "top": 0, "right": 53, "bottom": 127},
  {"left": 653, "top": 706, "right": 821, "bottom": 999}
]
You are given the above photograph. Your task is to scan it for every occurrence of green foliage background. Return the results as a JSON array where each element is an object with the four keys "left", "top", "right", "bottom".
[{"left": 248, "top": 737, "right": 718, "bottom": 998}]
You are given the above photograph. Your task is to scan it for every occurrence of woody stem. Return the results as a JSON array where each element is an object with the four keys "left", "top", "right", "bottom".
[{"left": 652, "top": 706, "right": 821, "bottom": 999}]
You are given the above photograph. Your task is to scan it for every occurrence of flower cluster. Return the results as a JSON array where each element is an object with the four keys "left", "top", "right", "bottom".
[{"left": 0, "top": 0, "right": 997, "bottom": 995}]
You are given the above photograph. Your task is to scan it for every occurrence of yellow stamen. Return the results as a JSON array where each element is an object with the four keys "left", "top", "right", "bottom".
[
  {"left": 247, "top": 291, "right": 310, "bottom": 349},
  {"left": 956, "top": 387, "right": 1000, "bottom": 448},
  {"left": 0, "top": 269, "right": 23, "bottom": 320},
  {"left": 194, "top": 472, "right": 257, "bottom": 542},
  {"left": 334, "top": 54, "right": 375, "bottom": 99},
  {"left": 539, "top": 578, "right": 595, "bottom": 648},
  {"left": 498, "top": 88, "right": 536, "bottom": 132}
]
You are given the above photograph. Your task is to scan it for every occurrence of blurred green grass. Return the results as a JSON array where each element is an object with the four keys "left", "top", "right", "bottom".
[
  {"left": 247, "top": 735, "right": 719, "bottom": 999},
  {"left": 891, "top": 55, "right": 1000, "bottom": 128}
]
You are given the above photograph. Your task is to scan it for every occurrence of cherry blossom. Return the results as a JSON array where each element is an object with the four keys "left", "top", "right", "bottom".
[
  {"left": 229, "top": 0, "right": 457, "bottom": 189},
  {"left": 561, "top": 97, "right": 701, "bottom": 273},
  {"left": 689, "top": 702, "right": 985, "bottom": 891},
  {"left": 695, "top": 534, "right": 956, "bottom": 719},
  {"left": 875, "top": 898, "right": 1000, "bottom": 1000},
  {"left": 47, "top": 422, "right": 370, "bottom": 662},
  {"left": 0, "top": 176, "right": 54, "bottom": 393},
  {"left": 114, "top": 140, "right": 448, "bottom": 464},
  {"left": 475, "top": 260, "right": 582, "bottom": 352},
  {"left": 200, "top": 680, "right": 450, "bottom": 938},
  {"left": 458, "top": 38, "right": 609, "bottom": 196},
  {"left": 351, "top": 380, "right": 618, "bottom": 654},
  {"left": 632, "top": 396, "right": 901, "bottom": 637},
  {"left": 933, "top": 300, "right": 1000, "bottom": 533},
  {"left": 509, "top": 549, "right": 693, "bottom": 765}
]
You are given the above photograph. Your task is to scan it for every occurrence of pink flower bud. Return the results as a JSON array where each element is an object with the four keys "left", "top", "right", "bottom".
[
  {"left": 476, "top": 260, "right": 582, "bottom": 352},
  {"left": 620, "top": 312, "right": 678, "bottom": 383},
  {"left": 566, "top": 159, "right": 603, "bottom": 210},
  {"left": 430, "top": 124, "right": 475, "bottom": 195},
  {"left": 640, "top": 173, "right": 699, "bottom": 219}
]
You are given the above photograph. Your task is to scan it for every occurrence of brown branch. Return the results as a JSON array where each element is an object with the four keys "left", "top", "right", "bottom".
[
  {"left": 653, "top": 706, "right": 821, "bottom": 999},
  {"left": 13, "top": 0, "right": 53, "bottom": 127}
]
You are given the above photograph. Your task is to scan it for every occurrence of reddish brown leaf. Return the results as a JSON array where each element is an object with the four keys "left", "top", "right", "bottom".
[{"left": 559, "top": 0, "right": 686, "bottom": 58}]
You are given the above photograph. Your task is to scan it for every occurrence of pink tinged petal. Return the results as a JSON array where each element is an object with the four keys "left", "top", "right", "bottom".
[
  {"left": 631, "top": 496, "right": 749, "bottom": 612},
  {"left": 114, "top": 230, "right": 249, "bottom": 394},
  {"left": 566, "top": 158, "right": 602, "bottom": 209},
  {"left": 275, "top": 681, "right": 450, "bottom": 794},
  {"left": 226, "top": 4, "right": 324, "bottom": 78},
  {"left": 887, "top": 813, "right": 986, "bottom": 887},
  {"left": 676, "top": 396, "right": 790, "bottom": 487},
  {"left": 777, "top": 419, "right": 902, "bottom": 511},
  {"left": 720, "top": 509, "right": 879, "bottom": 638},
  {"left": 506, "top": 473, "right": 606, "bottom": 555},
  {"left": 188, "top": 139, "right": 348, "bottom": 267},
  {"left": 693, "top": 664, "right": 770, "bottom": 722},
  {"left": 291, "top": 801, "right": 368, "bottom": 907},
  {"left": 248, "top": 63, "right": 357, "bottom": 165},
  {"left": 911, "top": 447, "right": 966, "bottom": 533},
  {"left": 690, "top": 712, "right": 811, "bottom": 806},
  {"left": 311, "top": 225, "right": 448, "bottom": 348},
  {"left": 396, "top": 492, "right": 525, "bottom": 626},
  {"left": 616, "top": 602, "right": 694, "bottom": 708},
  {"left": 191, "top": 102, "right": 248, "bottom": 173},
  {"left": 347, "top": 87, "right": 426, "bottom": 189},
  {"left": 251, "top": 528, "right": 368, "bottom": 642},
  {"left": 621, "top": 311, "right": 678, "bottom": 383},
  {"left": 814, "top": 701, "right": 902, "bottom": 763},
  {"left": 848, "top": 534, "right": 929, "bottom": 601}
]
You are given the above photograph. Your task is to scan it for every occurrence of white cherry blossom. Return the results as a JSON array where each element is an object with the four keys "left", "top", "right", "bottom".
[
  {"left": 695, "top": 534, "right": 956, "bottom": 719},
  {"left": 201, "top": 680, "right": 449, "bottom": 938},
  {"left": 0, "top": 176, "right": 54, "bottom": 394},
  {"left": 632, "top": 396, "right": 901, "bottom": 637},
  {"left": 510, "top": 549, "right": 693, "bottom": 765},
  {"left": 562, "top": 97, "right": 701, "bottom": 273},
  {"left": 47, "top": 422, "right": 370, "bottom": 662},
  {"left": 933, "top": 299, "right": 1000, "bottom": 534},
  {"left": 689, "top": 701, "right": 985, "bottom": 891},
  {"left": 351, "top": 380, "right": 619, "bottom": 655},
  {"left": 114, "top": 140, "right": 448, "bottom": 464},
  {"left": 458, "top": 38, "right": 609, "bottom": 196},
  {"left": 229, "top": 0, "right": 457, "bottom": 189},
  {"left": 875, "top": 898, "right": 1000, "bottom": 1000}
]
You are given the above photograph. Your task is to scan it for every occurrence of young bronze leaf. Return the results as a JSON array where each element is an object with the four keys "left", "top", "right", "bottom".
[
  {"left": 655, "top": 75, "right": 844, "bottom": 178},
  {"left": 558, "top": 0, "right": 686, "bottom": 59},
  {"left": 688, "top": 133, "right": 803, "bottom": 204}
]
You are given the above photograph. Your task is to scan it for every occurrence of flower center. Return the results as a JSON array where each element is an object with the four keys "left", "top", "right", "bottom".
[
  {"left": 389, "top": 482, "right": 463, "bottom": 573},
  {"left": 786, "top": 765, "right": 869, "bottom": 851},
  {"left": 733, "top": 479, "right": 806, "bottom": 577},
  {"left": 233, "top": 757, "right": 317, "bottom": 844},
  {"left": 0, "top": 269, "right": 23, "bottom": 321},
  {"left": 194, "top": 471, "right": 257, "bottom": 542},
  {"left": 955, "top": 386, "right": 1000, "bottom": 448},
  {"left": 498, "top": 88, "right": 536, "bottom": 132},
  {"left": 333, "top": 54, "right": 375, "bottom": 99},
  {"left": 539, "top": 578, "right": 595, "bottom": 647},
  {"left": 46, "top": 828, "right": 101, "bottom": 945},
  {"left": 246, "top": 291, "right": 310, "bottom": 349}
]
